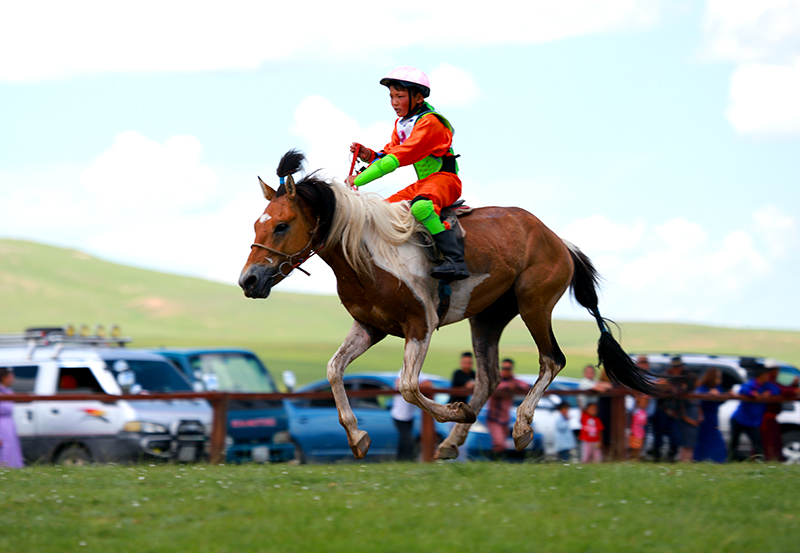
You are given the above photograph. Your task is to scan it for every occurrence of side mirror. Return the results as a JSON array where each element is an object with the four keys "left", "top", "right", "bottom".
[{"left": 282, "top": 370, "right": 297, "bottom": 392}]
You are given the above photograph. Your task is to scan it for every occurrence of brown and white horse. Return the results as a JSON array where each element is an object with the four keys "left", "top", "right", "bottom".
[{"left": 239, "top": 150, "right": 656, "bottom": 460}]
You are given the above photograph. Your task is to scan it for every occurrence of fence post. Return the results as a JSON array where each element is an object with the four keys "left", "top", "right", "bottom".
[
  {"left": 209, "top": 393, "right": 229, "bottom": 464},
  {"left": 609, "top": 391, "right": 627, "bottom": 461},
  {"left": 420, "top": 382, "right": 436, "bottom": 462}
]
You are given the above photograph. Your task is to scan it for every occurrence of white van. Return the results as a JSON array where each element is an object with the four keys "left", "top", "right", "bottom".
[{"left": 0, "top": 327, "right": 212, "bottom": 464}]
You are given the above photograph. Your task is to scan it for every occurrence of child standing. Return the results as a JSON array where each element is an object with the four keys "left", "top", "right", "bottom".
[
  {"left": 554, "top": 401, "right": 576, "bottom": 462},
  {"left": 629, "top": 395, "right": 649, "bottom": 461},
  {"left": 579, "top": 402, "right": 604, "bottom": 463},
  {"left": 345, "top": 66, "right": 468, "bottom": 281}
]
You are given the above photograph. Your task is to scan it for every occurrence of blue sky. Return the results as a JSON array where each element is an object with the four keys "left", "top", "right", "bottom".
[{"left": 1, "top": 1, "right": 799, "bottom": 330}]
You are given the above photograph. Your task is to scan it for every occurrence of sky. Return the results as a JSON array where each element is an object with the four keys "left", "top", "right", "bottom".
[{"left": 1, "top": 0, "right": 799, "bottom": 331}]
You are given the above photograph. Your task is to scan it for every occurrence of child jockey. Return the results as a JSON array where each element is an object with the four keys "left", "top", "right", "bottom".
[{"left": 344, "top": 66, "right": 470, "bottom": 281}]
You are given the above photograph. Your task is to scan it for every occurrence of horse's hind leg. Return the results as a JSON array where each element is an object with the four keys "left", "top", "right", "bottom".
[
  {"left": 328, "top": 320, "right": 386, "bottom": 459},
  {"left": 512, "top": 272, "right": 570, "bottom": 451},
  {"left": 436, "top": 290, "right": 518, "bottom": 460}
]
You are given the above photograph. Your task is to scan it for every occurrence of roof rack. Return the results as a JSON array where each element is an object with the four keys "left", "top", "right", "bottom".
[{"left": 0, "top": 325, "right": 131, "bottom": 359}]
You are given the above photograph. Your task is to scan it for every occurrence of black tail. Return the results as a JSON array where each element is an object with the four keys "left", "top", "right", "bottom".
[{"left": 566, "top": 242, "right": 660, "bottom": 396}]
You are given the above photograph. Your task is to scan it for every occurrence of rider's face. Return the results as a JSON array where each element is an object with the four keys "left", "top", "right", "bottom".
[{"left": 389, "top": 86, "right": 410, "bottom": 117}]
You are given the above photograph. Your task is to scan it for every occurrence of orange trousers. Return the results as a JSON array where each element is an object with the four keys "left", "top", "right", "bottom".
[{"left": 386, "top": 172, "right": 462, "bottom": 215}]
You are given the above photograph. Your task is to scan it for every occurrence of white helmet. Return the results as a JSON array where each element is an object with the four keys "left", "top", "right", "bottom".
[{"left": 379, "top": 66, "right": 431, "bottom": 98}]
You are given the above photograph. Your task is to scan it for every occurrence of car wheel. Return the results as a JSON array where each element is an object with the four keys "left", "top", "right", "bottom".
[
  {"left": 291, "top": 440, "right": 306, "bottom": 465},
  {"left": 781, "top": 431, "right": 800, "bottom": 465},
  {"left": 55, "top": 445, "right": 91, "bottom": 466}
]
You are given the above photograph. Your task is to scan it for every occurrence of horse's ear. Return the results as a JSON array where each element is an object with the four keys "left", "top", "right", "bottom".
[
  {"left": 258, "top": 176, "right": 276, "bottom": 201},
  {"left": 286, "top": 173, "right": 297, "bottom": 200}
]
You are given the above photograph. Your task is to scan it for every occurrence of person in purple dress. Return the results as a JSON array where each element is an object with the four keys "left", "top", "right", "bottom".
[
  {"left": 0, "top": 367, "right": 24, "bottom": 468},
  {"left": 693, "top": 368, "right": 727, "bottom": 463}
]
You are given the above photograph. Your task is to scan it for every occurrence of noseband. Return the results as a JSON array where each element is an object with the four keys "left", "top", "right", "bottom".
[{"left": 250, "top": 217, "right": 322, "bottom": 278}]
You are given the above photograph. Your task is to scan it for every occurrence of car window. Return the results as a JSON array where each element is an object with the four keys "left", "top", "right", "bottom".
[
  {"left": 58, "top": 367, "right": 104, "bottom": 394},
  {"left": 8, "top": 365, "right": 37, "bottom": 392},
  {"left": 108, "top": 359, "right": 192, "bottom": 392},
  {"left": 778, "top": 366, "right": 800, "bottom": 387},
  {"left": 350, "top": 381, "right": 388, "bottom": 410},
  {"left": 189, "top": 353, "right": 277, "bottom": 393}
]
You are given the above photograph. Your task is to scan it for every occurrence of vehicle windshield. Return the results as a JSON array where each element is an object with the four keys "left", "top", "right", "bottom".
[
  {"left": 189, "top": 353, "right": 277, "bottom": 393},
  {"left": 109, "top": 359, "right": 193, "bottom": 392}
]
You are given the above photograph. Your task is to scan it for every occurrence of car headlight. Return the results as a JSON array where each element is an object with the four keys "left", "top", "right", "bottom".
[
  {"left": 272, "top": 431, "right": 291, "bottom": 444},
  {"left": 123, "top": 421, "right": 169, "bottom": 434}
]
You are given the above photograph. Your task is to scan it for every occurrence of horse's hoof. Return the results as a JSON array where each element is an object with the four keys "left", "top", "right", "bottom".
[
  {"left": 513, "top": 429, "right": 533, "bottom": 452},
  {"left": 450, "top": 402, "right": 477, "bottom": 424},
  {"left": 434, "top": 444, "right": 459, "bottom": 460},
  {"left": 350, "top": 431, "right": 371, "bottom": 459}
]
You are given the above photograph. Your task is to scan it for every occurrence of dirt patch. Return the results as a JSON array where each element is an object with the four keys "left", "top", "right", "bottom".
[{"left": 126, "top": 296, "right": 183, "bottom": 318}]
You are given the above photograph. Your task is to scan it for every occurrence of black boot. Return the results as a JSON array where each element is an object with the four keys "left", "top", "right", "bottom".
[{"left": 430, "top": 229, "right": 470, "bottom": 281}]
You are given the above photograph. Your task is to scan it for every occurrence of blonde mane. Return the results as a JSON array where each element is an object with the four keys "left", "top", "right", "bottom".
[{"left": 320, "top": 180, "right": 423, "bottom": 279}]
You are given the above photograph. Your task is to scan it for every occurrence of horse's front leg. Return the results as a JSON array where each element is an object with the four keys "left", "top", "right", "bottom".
[
  {"left": 328, "top": 321, "right": 386, "bottom": 459},
  {"left": 398, "top": 333, "right": 476, "bottom": 424}
]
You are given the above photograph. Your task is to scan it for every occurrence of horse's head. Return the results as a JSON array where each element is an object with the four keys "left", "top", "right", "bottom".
[
  {"left": 239, "top": 151, "right": 326, "bottom": 299},
  {"left": 239, "top": 150, "right": 337, "bottom": 299}
]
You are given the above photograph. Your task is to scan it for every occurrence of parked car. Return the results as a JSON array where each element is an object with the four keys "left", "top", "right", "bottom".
[
  {"left": 151, "top": 347, "right": 295, "bottom": 463},
  {"left": 632, "top": 353, "right": 800, "bottom": 463},
  {"left": 464, "top": 376, "right": 580, "bottom": 461},
  {"left": 0, "top": 327, "right": 211, "bottom": 465},
  {"left": 286, "top": 372, "right": 451, "bottom": 463}
]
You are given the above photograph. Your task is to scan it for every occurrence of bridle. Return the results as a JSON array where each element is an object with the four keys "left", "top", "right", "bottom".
[{"left": 250, "top": 216, "right": 322, "bottom": 278}]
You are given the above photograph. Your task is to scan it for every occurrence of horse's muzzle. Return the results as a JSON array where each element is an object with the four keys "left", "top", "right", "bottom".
[{"left": 238, "top": 264, "right": 275, "bottom": 299}]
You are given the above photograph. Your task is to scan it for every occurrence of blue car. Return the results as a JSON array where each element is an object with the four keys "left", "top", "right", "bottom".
[
  {"left": 150, "top": 348, "right": 295, "bottom": 464},
  {"left": 464, "top": 376, "right": 581, "bottom": 461},
  {"left": 287, "top": 372, "right": 452, "bottom": 463}
]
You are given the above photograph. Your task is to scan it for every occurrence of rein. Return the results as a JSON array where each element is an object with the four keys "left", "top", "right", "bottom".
[{"left": 250, "top": 217, "right": 322, "bottom": 278}]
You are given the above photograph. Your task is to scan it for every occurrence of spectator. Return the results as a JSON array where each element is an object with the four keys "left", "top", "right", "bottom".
[
  {"left": 594, "top": 369, "right": 614, "bottom": 458},
  {"left": 629, "top": 395, "right": 649, "bottom": 461},
  {"left": 554, "top": 401, "right": 576, "bottom": 462},
  {"left": 694, "top": 368, "right": 728, "bottom": 463},
  {"left": 761, "top": 359, "right": 799, "bottom": 462},
  {"left": 579, "top": 402, "right": 604, "bottom": 463},
  {"left": 729, "top": 362, "right": 779, "bottom": 462},
  {"left": 486, "top": 359, "right": 530, "bottom": 458},
  {"left": 651, "top": 357, "right": 685, "bottom": 462},
  {"left": 678, "top": 373, "right": 703, "bottom": 463},
  {"left": 449, "top": 351, "right": 475, "bottom": 405},
  {"left": 391, "top": 374, "right": 430, "bottom": 461},
  {"left": 0, "top": 367, "right": 24, "bottom": 468},
  {"left": 578, "top": 364, "right": 599, "bottom": 409}
]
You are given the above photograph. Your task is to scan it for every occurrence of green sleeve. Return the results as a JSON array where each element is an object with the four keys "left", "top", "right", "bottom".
[{"left": 354, "top": 154, "right": 400, "bottom": 187}]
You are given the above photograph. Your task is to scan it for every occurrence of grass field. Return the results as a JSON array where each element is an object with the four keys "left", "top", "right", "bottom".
[
  {"left": 3, "top": 238, "right": 800, "bottom": 387},
  {"left": 1, "top": 462, "right": 798, "bottom": 553}
]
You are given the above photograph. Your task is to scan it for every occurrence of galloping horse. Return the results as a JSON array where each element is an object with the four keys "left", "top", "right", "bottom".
[{"left": 239, "top": 150, "right": 656, "bottom": 460}]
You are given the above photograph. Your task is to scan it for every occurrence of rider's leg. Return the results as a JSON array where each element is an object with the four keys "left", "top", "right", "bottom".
[{"left": 411, "top": 197, "right": 469, "bottom": 281}]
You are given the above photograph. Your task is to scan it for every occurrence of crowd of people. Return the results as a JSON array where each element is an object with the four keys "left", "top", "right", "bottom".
[{"left": 571, "top": 356, "right": 799, "bottom": 463}]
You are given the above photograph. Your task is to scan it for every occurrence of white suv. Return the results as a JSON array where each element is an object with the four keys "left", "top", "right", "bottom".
[
  {"left": 633, "top": 353, "right": 800, "bottom": 463},
  {"left": 0, "top": 328, "right": 212, "bottom": 464}
]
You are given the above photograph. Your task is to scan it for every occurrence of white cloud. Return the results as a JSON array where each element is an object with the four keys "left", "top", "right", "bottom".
[
  {"left": 560, "top": 214, "right": 646, "bottom": 253},
  {"left": 703, "top": 0, "right": 800, "bottom": 64},
  {"left": 429, "top": 64, "right": 482, "bottom": 108},
  {"left": 81, "top": 131, "right": 217, "bottom": 216},
  {"left": 703, "top": 0, "right": 800, "bottom": 137},
  {"left": 1, "top": 1, "right": 665, "bottom": 82},
  {"left": 752, "top": 204, "right": 798, "bottom": 258},
  {"left": 726, "top": 61, "right": 800, "bottom": 136}
]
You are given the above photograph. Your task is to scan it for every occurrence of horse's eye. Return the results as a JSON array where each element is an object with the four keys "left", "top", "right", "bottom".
[{"left": 274, "top": 223, "right": 289, "bottom": 234}]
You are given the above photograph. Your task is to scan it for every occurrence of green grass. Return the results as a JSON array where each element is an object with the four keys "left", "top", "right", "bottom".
[
  {"left": 3, "top": 238, "right": 800, "bottom": 387},
  {"left": 1, "top": 462, "right": 797, "bottom": 553}
]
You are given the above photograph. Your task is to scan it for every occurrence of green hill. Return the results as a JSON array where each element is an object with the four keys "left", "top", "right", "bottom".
[{"left": 2, "top": 238, "right": 799, "bottom": 386}]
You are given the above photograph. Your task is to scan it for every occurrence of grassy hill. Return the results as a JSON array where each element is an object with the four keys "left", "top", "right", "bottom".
[{"left": 2, "top": 238, "right": 799, "bottom": 386}]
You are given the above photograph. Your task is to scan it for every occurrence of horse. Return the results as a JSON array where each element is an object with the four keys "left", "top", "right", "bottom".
[{"left": 239, "top": 149, "right": 657, "bottom": 460}]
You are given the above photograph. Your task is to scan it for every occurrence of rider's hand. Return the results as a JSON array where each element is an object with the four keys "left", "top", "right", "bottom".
[
  {"left": 345, "top": 175, "right": 357, "bottom": 188},
  {"left": 350, "top": 142, "right": 372, "bottom": 162}
]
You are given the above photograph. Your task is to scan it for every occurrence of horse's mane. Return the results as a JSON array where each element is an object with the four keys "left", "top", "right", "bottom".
[{"left": 274, "top": 150, "right": 420, "bottom": 279}]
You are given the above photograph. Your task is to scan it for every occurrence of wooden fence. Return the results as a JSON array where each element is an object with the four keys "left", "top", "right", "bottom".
[{"left": 3, "top": 388, "right": 792, "bottom": 463}]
